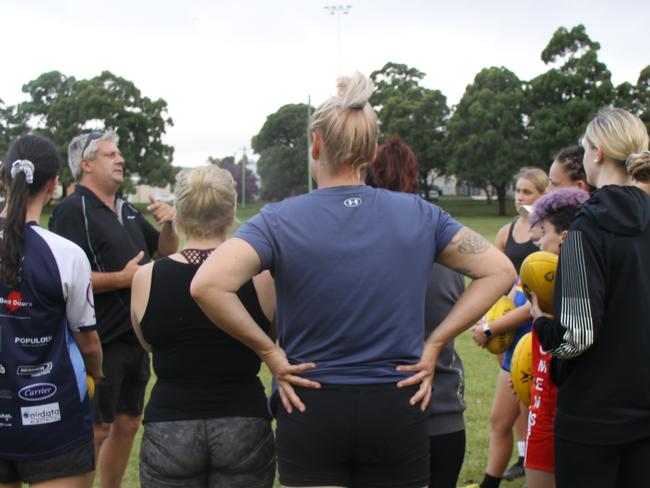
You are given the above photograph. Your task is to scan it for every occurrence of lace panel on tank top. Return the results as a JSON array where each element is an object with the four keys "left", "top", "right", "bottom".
[{"left": 180, "top": 248, "right": 215, "bottom": 265}]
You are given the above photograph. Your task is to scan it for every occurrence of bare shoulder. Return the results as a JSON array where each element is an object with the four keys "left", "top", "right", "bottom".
[
  {"left": 495, "top": 223, "right": 511, "bottom": 251},
  {"left": 131, "top": 262, "right": 154, "bottom": 322},
  {"left": 133, "top": 261, "right": 154, "bottom": 289}
]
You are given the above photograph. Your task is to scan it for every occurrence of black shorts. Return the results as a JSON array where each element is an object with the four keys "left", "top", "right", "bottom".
[
  {"left": 275, "top": 384, "right": 429, "bottom": 488},
  {"left": 0, "top": 439, "right": 94, "bottom": 484},
  {"left": 93, "top": 339, "right": 150, "bottom": 424}
]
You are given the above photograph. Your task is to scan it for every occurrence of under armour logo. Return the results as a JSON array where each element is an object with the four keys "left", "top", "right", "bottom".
[{"left": 344, "top": 197, "right": 362, "bottom": 208}]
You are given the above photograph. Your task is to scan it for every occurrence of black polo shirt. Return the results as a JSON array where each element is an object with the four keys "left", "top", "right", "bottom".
[{"left": 49, "top": 185, "right": 159, "bottom": 344}]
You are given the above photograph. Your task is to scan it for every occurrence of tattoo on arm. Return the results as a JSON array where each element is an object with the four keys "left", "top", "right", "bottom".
[{"left": 450, "top": 228, "right": 490, "bottom": 255}]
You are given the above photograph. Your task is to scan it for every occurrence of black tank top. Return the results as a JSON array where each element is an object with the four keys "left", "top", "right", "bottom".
[
  {"left": 140, "top": 257, "right": 271, "bottom": 422},
  {"left": 504, "top": 218, "right": 538, "bottom": 273}
]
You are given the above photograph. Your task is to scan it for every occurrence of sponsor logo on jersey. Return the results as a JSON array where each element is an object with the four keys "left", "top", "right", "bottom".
[
  {"left": 18, "top": 383, "right": 57, "bottom": 402},
  {"left": 344, "top": 197, "right": 362, "bottom": 208},
  {"left": 1, "top": 291, "right": 33, "bottom": 313},
  {"left": 0, "top": 412, "right": 11, "bottom": 428},
  {"left": 0, "top": 363, "right": 5, "bottom": 376},
  {"left": 0, "top": 389, "right": 12, "bottom": 400},
  {"left": 21, "top": 402, "right": 61, "bottom": 426},
  {"left": 15, "top": 335, "right": 53, "bottom": 347},
  {"left": 17, "top": 362, "right": 53, "bottom": 377}
]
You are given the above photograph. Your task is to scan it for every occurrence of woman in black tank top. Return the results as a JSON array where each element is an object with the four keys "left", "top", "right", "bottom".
[
  {"left": 130, "top": 166, "right": 276, "bottom": 488},
  {"left": 495, "top": 168, "right": 548, "bottom": 272},
  {"left": 503, "top": 217, "right": 539, "bottom": 274},
  {"left": 484, "top": 166, "right": 548, "bottom": 485}
]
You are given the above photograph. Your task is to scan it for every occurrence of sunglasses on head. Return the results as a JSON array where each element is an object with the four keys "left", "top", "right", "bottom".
[{"left": 81, "top": 131, "right": 104, "bottom": 159}]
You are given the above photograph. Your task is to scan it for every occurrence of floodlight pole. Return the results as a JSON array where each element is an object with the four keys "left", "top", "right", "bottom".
[
  {"left": 241, "top": 146, "right": 247, "bottom": 207},
  {"left": 307, "top": 96, "right": 312, "bottom": 192},
  {"left": 324, "top": 4, "right": 352, "bottom": 74}
]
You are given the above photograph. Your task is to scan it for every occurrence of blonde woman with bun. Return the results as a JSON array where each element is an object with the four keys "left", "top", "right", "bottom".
[
  {"left": 191, "top": 72, "right": 515, "bottom": 488},
  {"left": 130, "top": 165, "right": 276, "bottom": 488},
  {"left": 532, "top": 108, "right": 650, "bottom": 487}
]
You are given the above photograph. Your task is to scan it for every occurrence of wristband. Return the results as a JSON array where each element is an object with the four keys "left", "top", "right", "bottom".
[{"left": 483, "top": 322, "right": 493, "bottom": 337}]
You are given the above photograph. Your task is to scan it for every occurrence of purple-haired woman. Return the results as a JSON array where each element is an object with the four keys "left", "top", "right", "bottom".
[{"left": 473, "top": 188, "right": 589, "bottom": 488}]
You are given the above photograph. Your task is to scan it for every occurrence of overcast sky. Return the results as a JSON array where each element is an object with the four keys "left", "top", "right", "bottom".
[{"left": 1, "top": 0, "right": 648, "bottom": 168}]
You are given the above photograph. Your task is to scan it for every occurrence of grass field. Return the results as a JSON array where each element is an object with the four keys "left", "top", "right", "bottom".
[{"left": 41, "top": 196, "right": 526, "bottom": 488}]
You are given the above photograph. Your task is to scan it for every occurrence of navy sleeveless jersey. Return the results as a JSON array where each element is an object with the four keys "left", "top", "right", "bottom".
[
  {"left": 235, "top": 185, "right": 462, "bottom": 384},
  {"left": 0, "top": 223, "right": 96, "bottom": 460}
]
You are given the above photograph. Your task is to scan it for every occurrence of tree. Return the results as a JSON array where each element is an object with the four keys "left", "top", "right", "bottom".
[
  {"left": 0, "top": 98, "right": 28, "bottom": 160},
  {"left": 207, "top": 155, "right": 259, "bottom": 202},
  {"left": 447, "top": 67, "right": 528, "bottom": 216},
  {"left": 252, "top": 103, "right": 311, "bottom": 200},
  {"left": 614, "top": 65, "right": 650, "bottom": 135},
  {"left": 527, "top": 25, "right": 614, "bottom": 164},
  {"left": 17, "top": 70, "right": 175, "bottom": 194},
  {"left": 370, "top": 62, "right": 449, "bottom": 198}
]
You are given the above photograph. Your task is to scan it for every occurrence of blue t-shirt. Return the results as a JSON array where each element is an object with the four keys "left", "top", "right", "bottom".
[
  {"left": 0, "top": 224, "right": 96, "bottom": 460},
  {"left": 235, "top": 185, "right": 462, "bottom": 384}
]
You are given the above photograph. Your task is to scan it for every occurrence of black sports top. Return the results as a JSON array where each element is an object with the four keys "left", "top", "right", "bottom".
[
  {"left": 504, "top": 218, "right": 538, "bottom": 273},
  {"left": 49, "top": 185, "right": 159, "bottom": 344},
  {"left": 140, "top": 257, "right": 271, "bottom": 422}
]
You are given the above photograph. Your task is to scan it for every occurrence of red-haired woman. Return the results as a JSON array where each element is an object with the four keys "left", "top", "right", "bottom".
[{"left": 369, "top": 135, "right": 466, "bottom": 488}]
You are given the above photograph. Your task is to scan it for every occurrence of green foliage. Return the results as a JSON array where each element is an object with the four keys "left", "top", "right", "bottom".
[
  {"left": 540, "top": 24, "right": 600, "bottom": 65},
  {"left": 447, "top": 67, "right": 528, "bottom": 215},
  {"left": 527, "top": 24, "right": 614, "bottom": 164},
  {"left": 17, "top": 70, "right": 174, "bottom": 193},
  {"left": 370, "top": 62, "right": 426, "bottom": 106},
  {"left": 0, "top": 98, "right": 28, "bottom": 161},
  {"left": 250, "top": 27, "right": 646, "bottom": 203},
  {"left": 208, "top": 155, "right": 260, "bottom": 201},
  {"left": 614, "top": 65, "right": 650, "bottom": 135},
  {"left": 252, "top": 103, "right": 311, "bottom": 200},
  {"left": 370, "top": 62, "right": 449, "bottom": 195}
]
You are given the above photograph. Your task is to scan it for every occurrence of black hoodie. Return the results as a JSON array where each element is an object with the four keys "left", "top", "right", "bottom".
[{"left": 534, "top": 185, "right": 650, "bottom": 445}]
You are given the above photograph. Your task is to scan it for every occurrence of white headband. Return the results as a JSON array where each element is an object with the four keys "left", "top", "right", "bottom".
[{"left": 11, "top": 159, "right": 35, "bottom": 185}]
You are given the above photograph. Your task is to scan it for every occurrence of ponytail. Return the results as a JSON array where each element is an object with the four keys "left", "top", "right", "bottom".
[
  {"left": 1, "top": 135, "right": 60, "bottom": 289},
  {"left": 0, "top": 167, "right": 31, "bottom": 288}
]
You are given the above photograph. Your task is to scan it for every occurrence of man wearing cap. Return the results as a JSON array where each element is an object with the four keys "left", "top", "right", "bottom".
[{"left": 49, "top": 130, "right": 178, "bottom": 487}]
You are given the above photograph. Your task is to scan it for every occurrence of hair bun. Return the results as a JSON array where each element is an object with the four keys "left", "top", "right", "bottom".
[
  {"left": 626, "top": 151, "right": 650, "bottom": 183},
  {"left": 337, "top": 71, "right": 374, "bottom": 110}
]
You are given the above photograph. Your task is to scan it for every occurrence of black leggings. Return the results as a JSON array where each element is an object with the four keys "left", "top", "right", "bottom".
[
  {"left": 428, "top": 430, "right": 466, "bottom": 488},
  {"left": 555, "top": 435, "right": 650, "bottom": 488}
]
